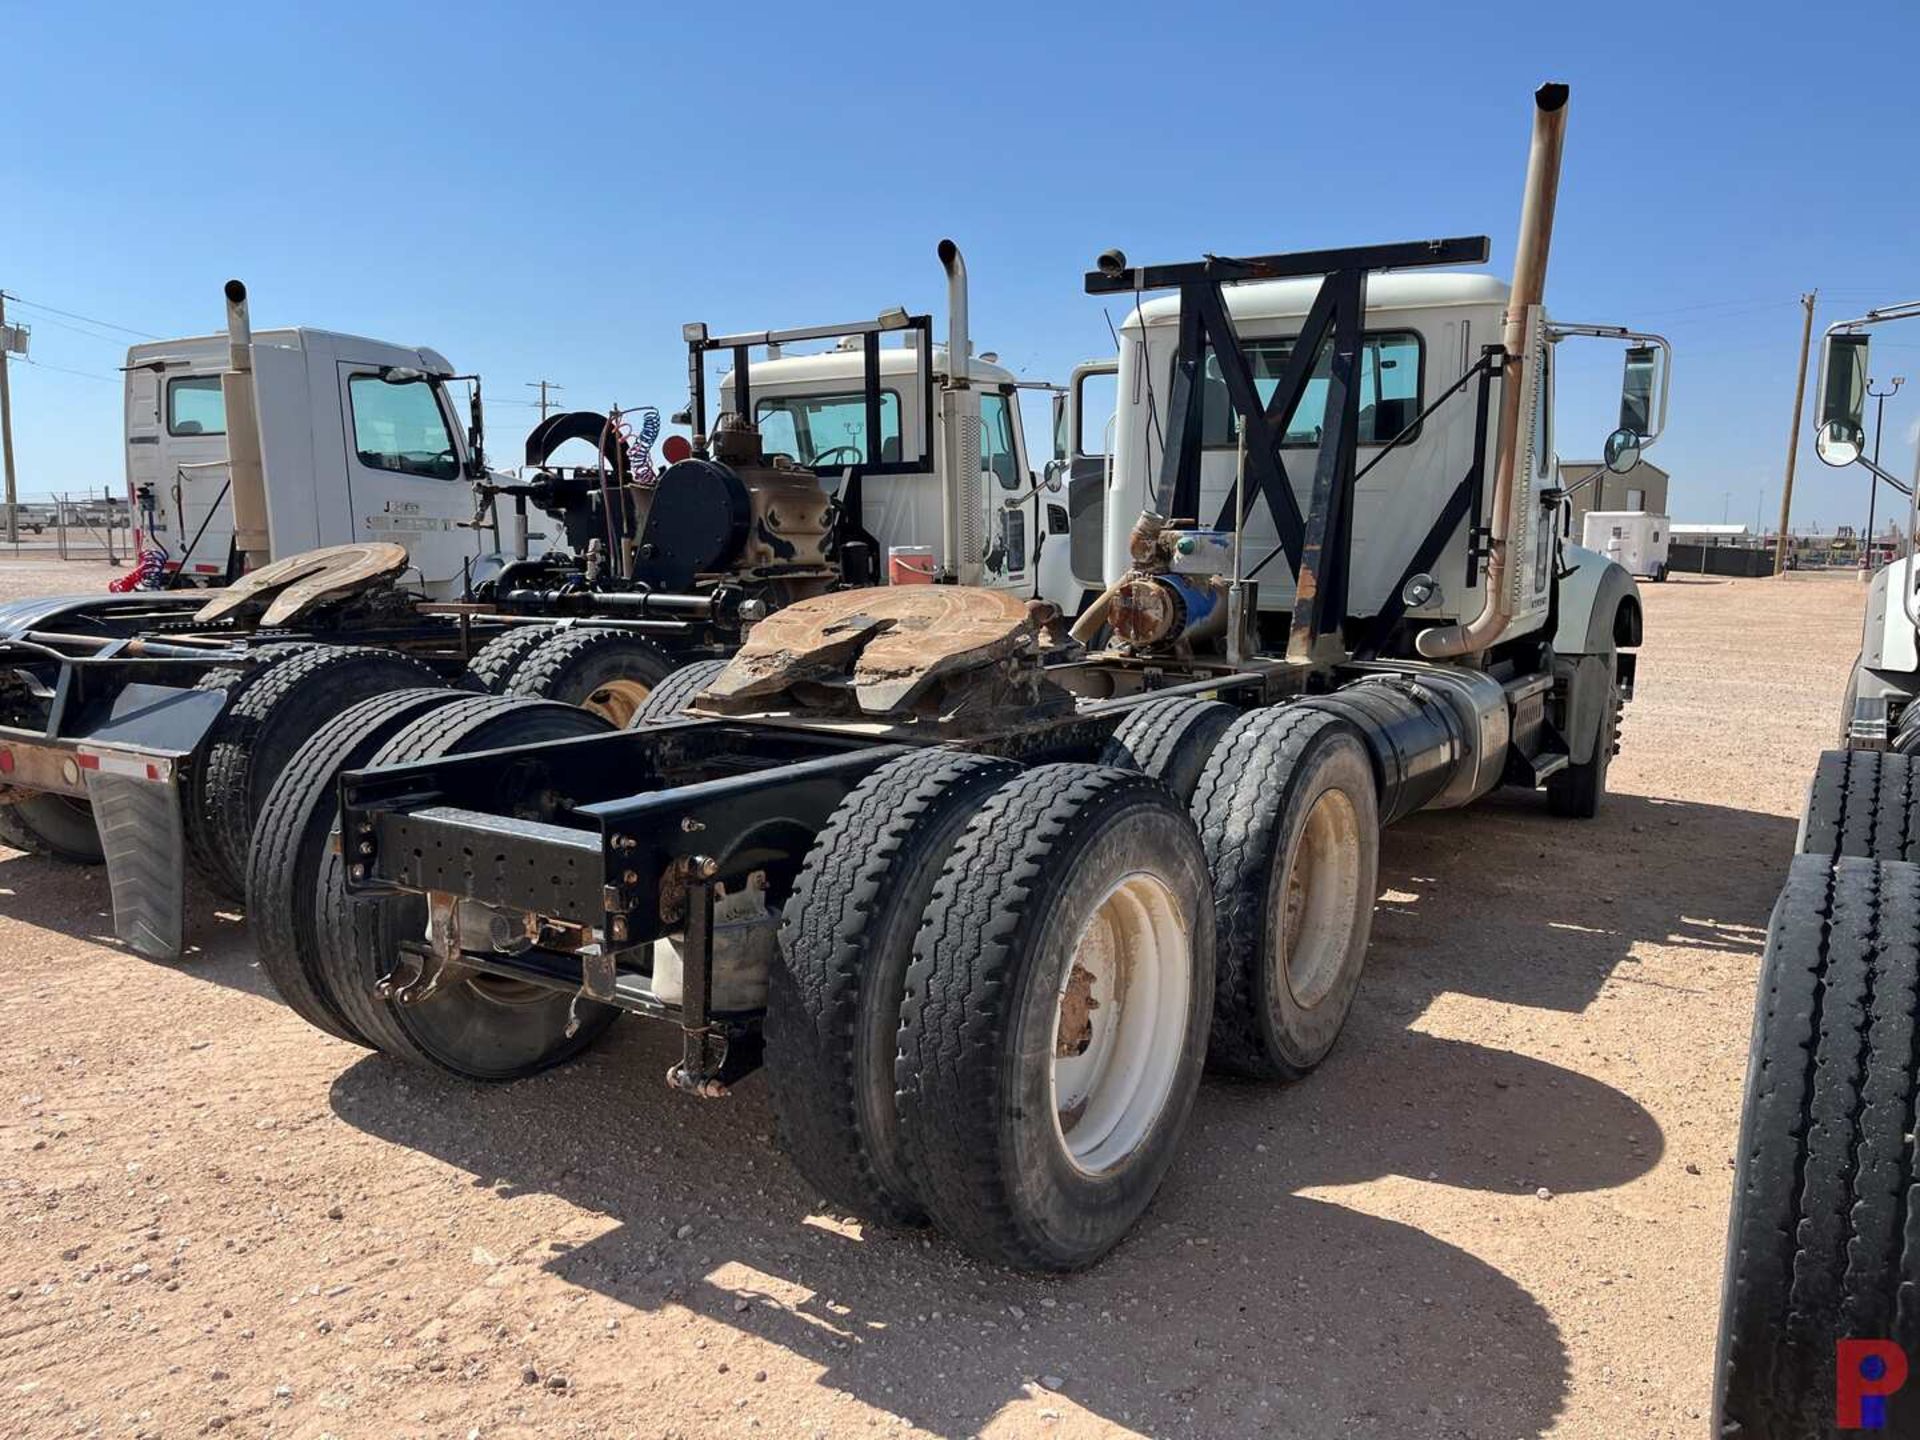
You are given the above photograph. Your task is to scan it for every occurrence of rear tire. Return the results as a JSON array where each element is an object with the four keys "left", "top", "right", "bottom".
[
  {"left": 461, "top": 625, "right": 556, "bottom": 694},
  {"left": 1715, "top": 855, "right": 1920, "bottom": 1436},
  {"left": 247, "top": 687, "right": 468, "bottom": 1046},
  {"left": 1798, "top": 748, "right": 1920, "bottom": 863},
  {"left": 316, "top": 695, "right": 621, "bottom": 1081},
  {"left": 1098, "top": 695, "right": 1239, "bottom": 806},
  {"left": 628, "top": 657, "right": 731, "bottom": 728},
  {"left": 769, "top": 749, "right": 1017, "bottom": 1226},
  {"left": 896, "top": 765, "right": 1213, "bottom": 1270},
  {"left": 201, "top": 645, "right": 443, "bottom": 896},
  {"left": 1193, "top": 706, "right": 1379, "bottom": 1080},
  {"left": 0, "top": 793, "right": 104, "bottom": 863},
  {"left": 505, "top": 627, "right": 676, "bottom": 727}
]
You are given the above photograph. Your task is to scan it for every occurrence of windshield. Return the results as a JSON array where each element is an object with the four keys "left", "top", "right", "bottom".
[
  {"left": 755, "top": 391, "right": 901, "bottom": 467},
  {"left": 348, "top": 375, "right": 459, "bottom": 480},
  {"left": 1193, "top": 331, "right": 1423, "bottom": 448}
]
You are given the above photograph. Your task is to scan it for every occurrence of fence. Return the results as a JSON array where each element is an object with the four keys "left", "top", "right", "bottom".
[
  {"left": 2, "top": 493, "right": 135, "bottom": 566},
  {"left": 1667, "top": 543, "right": 1775, "bottom": 578}
]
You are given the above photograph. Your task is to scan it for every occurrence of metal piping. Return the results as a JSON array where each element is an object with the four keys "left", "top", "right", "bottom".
[
  {"left": 937, "top": 239, "right": 983, "bottom": 586},
  {"left": 1416, "top": 82, "right": 1568, "bottom": 660},
  {"left": 219, "top": 280, "right": 273, "bottom": 571}
]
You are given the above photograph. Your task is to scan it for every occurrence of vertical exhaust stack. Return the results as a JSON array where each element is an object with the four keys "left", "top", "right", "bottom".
[
  {"left": 219, "top": 280, "right": 273, "bottom": 571},
  {"left": 1416, "top": 82, "right": 1569, "bottom": 660},
  {"left": 937, "top": 239, "right": 983, "bottom": 586}
]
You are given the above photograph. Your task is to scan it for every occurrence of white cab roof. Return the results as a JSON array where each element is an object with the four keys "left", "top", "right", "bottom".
[
  {"left": 1122, "top": 271, "right": 1510, "bottom": 332},
  {"left": 730, "top": 342, "right": 1020, "bottom": 390},
  {"left": 125, "top": 329, "right": 454, "bottom": 375}
]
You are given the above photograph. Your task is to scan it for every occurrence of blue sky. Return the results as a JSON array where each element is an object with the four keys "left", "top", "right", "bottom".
[{"left": 5, "top": 0, "right": 1917, "bottom": 533}]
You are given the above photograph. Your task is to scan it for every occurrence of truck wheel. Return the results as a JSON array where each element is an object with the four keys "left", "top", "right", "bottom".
[
  {"left": 1193, "top": 706, "right": 1378, "bottom": 1080},
  {"left": 200, "top": 645, "right": 443, "bottom": 898},
  {"left": 505, "top": 627, "right": 676, "bottom": 727},
  {"left": 0, "top": 793, "right": 105, "bottom": 863},
  {"left": 460, "top": 625, "right": 556, "bottom": 694},
  {"left": 896, "top": 765, "right": 1213, "bottom": 1270},
  {"left": 186, "top": 642, "right": 324, "bottom": 896},
  {"left": 1097, "top": 696, "right": 1239, "bottom": 805},
  {"left": 247, "top": 687, "right": 469, "bottom": 1047},
  {"left": 1716, "top": 855, "right": 1920, "bottom": 1436},
  {"left": 316, "top": 695, "right": 620, "bottom": 1081},
  {"left": 1547, "top": 652, "right": 1619, "bottom": 819},
  {"left": 769, "top": 748, "right": 1018, "bottom": 1226},
  {"left": 1798, "top": 748, "right": 1920, "bottom": 863},
  {"left": 627, "top": 657, "right": 731, "bottom": 728}
]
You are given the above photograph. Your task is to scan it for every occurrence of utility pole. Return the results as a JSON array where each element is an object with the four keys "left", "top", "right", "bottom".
[
  {"left": 1865, "top": 374, "right": 1905, "bottom": 566},
  {"left": 526, "top": 380, "right": 562, "bottom": 422},
  {"left": 1774, "top": 290, "right": 1817, "bottom": 576},
  {"left": 0, "top": 292, "right": 18, "bottom": 546}
]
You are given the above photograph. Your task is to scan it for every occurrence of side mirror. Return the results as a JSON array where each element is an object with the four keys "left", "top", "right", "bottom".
[
  {"left": 1049, "top": 391, "right": 1069, "bottom": 465},
  {"left": 1619, "top": 345, "right": 1660, "bottom": 438},
  {"left": 1818, "top": 332, "right": 1871, "bottom": 466},
  {"left": 1816, "top": 418, "right": 1865, "bottom": 467},
  {"left": 1603, "top": 428, "right": 1642, "bottom": 474},
  {"left": 1041, "top": 458, "right": 1066, "bottom": 493}
]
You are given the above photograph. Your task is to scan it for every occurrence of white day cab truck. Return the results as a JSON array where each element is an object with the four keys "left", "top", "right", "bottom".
[
  {"left": 1714, "top": 300, "right": 1920, "bottom": 1436},
  {"left": 264, "top": 83, "right": 1670, "bottom": 1272},
  {"left": 0, "top": 261, "right": 1069, "bottom": 959}
]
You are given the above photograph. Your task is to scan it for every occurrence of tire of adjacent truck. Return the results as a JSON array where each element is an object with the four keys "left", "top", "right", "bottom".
[
  {"left": 246, "top": 686, "right": 469, "bottom": 1047},
  {"left": 0, "top": 793, "right": 105, "bottom": 863},
  {"left": 503, "top": 627, "right": 678, "bottom": 727},
  {"left": 1797, "top": 747, "right": 1920, "bottom": 863},
  {"left": 1715, "top": 854, "right": 1920, "bottom": 1437},
  {"left": 197, "top": 645, "right": 444, "bottom": 899},
  {"left": 1193, "top": 705, "right": 1379, "bottom": 1081},
  {"left": 1097, "top": 695, "right": 1240, "bottom": 807},
  {"left": 1547, "top": 651, "right": 1619, "bottom": 819},
  {"left": 315, "top": 694, "right": 620, "bottom": 1082},
  {"left": 460, "top": 625, "right": 557, "bottom": 694},
  {"left": 895, "top": 764, "right": 1214, "bottom": 1271},
  {"left": 626, "top": 657, "right": 731, "bottom": 728},
  {"left": 768, "top": 748, "right": 1019, "bottom": 1227}
]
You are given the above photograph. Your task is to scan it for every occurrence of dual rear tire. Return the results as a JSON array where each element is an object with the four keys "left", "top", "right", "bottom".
[{"left": 771, "top": 699, "right": 1381, "bottom": 1269}]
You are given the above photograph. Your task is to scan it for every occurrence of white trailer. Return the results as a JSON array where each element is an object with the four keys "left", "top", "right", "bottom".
[{"left": 1580, "top": 508, "right": 1669, "bottom": 581}]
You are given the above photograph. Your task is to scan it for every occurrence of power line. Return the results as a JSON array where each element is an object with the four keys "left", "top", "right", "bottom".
[
  {"left": 3, "top": 293, "right": 160, "bottom": 340},
  {"left": 19, "top": 357, "right": 119, "bottom": 384}
]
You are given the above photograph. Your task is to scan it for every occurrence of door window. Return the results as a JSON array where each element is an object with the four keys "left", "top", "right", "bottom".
[
  {"left": 349, "top": 376, "right": 459, "bottom": 479},
  {"left": 1196, "top": 331, "right": 1423, "bottom": 448},
  {"left": 754, "top": 391, "right": 901, "bottom": 466},
  {"left": 980, "top": 391, "right": 1021, "bottom": 491},
  {"left": 167, "top": 375, "right": 226, "bottom": 436}
]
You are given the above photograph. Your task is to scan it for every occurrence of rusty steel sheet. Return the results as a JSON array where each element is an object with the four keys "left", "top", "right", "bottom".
[
  {"left": 192, "top": 542, "right": 410, "bottom": 628},
  {"left": 702, "top": 585, "right": 1037, "bottom": 714}
]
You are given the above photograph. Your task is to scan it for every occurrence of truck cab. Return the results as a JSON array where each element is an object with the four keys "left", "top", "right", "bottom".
[
  {"left": 124, "top": 327, "right": 490, "bottom": 593},
  {"left": 722, "top": 341, "right": 1074, "bottom": 606}
]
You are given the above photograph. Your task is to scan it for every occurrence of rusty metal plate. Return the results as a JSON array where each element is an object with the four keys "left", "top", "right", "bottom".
[
  {"left": 193, "top": 542, "right": 410, "bottom": 627},
  {"left": 703, "top": 585, "right": 1035, "bottom": 714}
]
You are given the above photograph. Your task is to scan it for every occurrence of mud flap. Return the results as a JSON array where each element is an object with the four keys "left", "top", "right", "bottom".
[{"left": 86, "top": 771, "right": 187, "bottom": 959}]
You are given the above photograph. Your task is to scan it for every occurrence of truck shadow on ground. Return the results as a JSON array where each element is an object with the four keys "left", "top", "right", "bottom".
[{"left": 321, "top": 784, "right": 1788, "bottom": 1438}]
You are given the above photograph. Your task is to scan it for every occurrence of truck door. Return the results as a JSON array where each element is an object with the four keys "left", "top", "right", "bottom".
[
  {"left": 1064, "top": 361, "right": 1118, "bottom": 592},
  {"left": 336, "top": 366, "right": 477, "bottom": 592},
  {"left": 977, "top": 388, "right": 1031, "bottom": 592},
  {"left": 149, "top": 370, "right": 237, "bottom": 580}
]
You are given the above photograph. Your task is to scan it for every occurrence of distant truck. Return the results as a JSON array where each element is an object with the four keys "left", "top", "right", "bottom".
[{"left": 1579, "top": 508, "right": 1669, "bottom": 582}]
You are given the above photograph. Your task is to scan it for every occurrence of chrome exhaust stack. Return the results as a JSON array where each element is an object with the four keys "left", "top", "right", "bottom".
[
  {"left": 1417, "top": 82, "right": 1569, "bottom": 659},
  {"left": 219, "top": 280, "right": 273, "bottom": 571}
]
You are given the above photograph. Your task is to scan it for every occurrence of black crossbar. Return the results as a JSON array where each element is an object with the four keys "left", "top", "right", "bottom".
[{"left": 1085, "top": 237, "right": 1490, "bottom": 295}]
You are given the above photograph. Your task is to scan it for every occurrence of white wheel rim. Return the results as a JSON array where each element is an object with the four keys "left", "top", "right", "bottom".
[
  {"left": 1048, "top": 872, "right": 1191, "bottom": 1176},
  {"left": 1282, "top": 789, "right": 1363, "bottom": 1009}
]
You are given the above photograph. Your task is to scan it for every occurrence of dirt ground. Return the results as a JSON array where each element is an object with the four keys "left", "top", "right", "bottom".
[{"left": 0, "top": 558, "right": 1868, "bottom": 1440}]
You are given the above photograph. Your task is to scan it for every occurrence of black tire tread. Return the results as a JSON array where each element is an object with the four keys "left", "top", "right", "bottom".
[
  {"left": 1717, "top": 854, "right": 1920, "bottom": 1433},
  {"left": 629, "top": 657, "right": 731, "bottom": 727},
  {"left": 1098, "top": 695, "right": 1239, "bottom": 805},
  {"left": 504, "top": 627, "right": 675, "bottom": 707},
  {"left": 202, "top": 644, "right": 441, "bottom": 894},
  {"left": 895, "top": 764, "right": 1183, "bottom": 1270},
  {"left": 246, "top": 686, "right": 467, "bottom": 1046},
  {"left": 769, "top": 748, "right": 1017, "bottom": 1225},
  {"left": 461, "top": 625, "right": 556, "bottom": 694},
  {"left": 1802, "top": 748, "right": 1920, "bottom": 864}
]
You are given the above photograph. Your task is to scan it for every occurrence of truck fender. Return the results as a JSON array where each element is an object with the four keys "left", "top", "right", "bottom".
[{"left": 1551, "top": 544, "right": 1641, "bottom": 656}]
